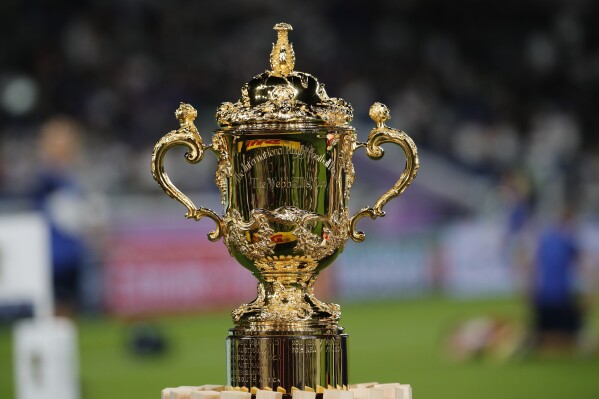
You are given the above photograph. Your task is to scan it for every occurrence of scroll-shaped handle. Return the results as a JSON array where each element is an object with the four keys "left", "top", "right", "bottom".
[
  {"left": 151, "top": 103, "right": 223, "bottom": 241},
  {"left": 350, "top": 103, "right": 420, "bottom": 242}
]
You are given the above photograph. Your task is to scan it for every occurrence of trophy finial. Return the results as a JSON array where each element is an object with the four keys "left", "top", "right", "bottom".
[
  {"left": 175, "top": 103, "right": 197, "bottom": 126},
  {"left": 369, "top": 102, "right": 391, "bottom": 128},
  {"left": 270, "top": 23, "right": 295, "bottom": 76}
]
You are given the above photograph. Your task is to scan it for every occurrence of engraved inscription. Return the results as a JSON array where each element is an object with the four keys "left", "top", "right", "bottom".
[
  {"left": 231, "top": 338, "right": 284, "bottom": 385},
  {"left": 229, "top": 336, "right": 348, "bottom": 388},
  {"left": 235, "top": 143, "right": 334, "bottom": 180},
  {"left": 291, "top": 340, "right": 319, "bottom": 354},
  {"left": 249, "top": 177, "right": 327, "bottom": 189}
]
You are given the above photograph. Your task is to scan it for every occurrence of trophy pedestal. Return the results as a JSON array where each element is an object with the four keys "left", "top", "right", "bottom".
[
  {"left": 161, "top": 382, "right": 414, "bottom": 399},
  {"left": 227, "top": 329, "right": 348, "bottom": 391}
]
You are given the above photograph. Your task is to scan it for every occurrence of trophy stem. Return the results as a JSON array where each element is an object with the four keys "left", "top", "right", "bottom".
[{"left": 232, "top": 270, "right": 340, "bottom": 332}]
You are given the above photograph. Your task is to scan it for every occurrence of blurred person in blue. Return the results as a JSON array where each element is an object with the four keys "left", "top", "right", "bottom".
[
  {"left": 32, "top": 116, "right": 89, "bottom": 317},
  {"left": 530, "top": 206, "right": 583, "bottom": 352}
]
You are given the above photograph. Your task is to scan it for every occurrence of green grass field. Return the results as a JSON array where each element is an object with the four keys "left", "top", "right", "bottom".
[{"left": 1, "top": 297, "right": 598, "bottom": 399}]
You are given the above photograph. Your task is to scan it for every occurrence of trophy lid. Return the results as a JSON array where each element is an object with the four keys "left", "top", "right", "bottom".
[{"left": 216, "top": 23, "right": 353, "bottom": 127}]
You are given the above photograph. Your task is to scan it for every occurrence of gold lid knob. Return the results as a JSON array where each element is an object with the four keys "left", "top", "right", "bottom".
[
  {"left": 215, "top": 23, "right": 353, "bottom": 126},
  {"left": 175, "top": 102, "right": 197, "bottom": 126},
  {"left": 369, "top": 102, "right": 391, "bottom": 128},
  {"left": 270, "top": 23, "right": 295, "bottom": 76}
]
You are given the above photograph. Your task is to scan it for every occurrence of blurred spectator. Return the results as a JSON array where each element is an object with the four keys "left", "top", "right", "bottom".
[
  {"left": 31, "top": 116, "right": 89, "bottom": 316},
  {"left": 0, "top": 0, "right": 596, "bottom": 201},
  {"left": 529, "top": 207, "right": 583, "bottom": 352}
]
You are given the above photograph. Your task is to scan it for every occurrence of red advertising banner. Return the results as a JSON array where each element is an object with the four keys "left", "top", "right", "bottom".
[{"left": 104, "top": 225, "right": 257, "bottom": 317}]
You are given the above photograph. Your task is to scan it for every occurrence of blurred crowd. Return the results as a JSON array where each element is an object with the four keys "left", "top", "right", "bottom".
[{"left": 0, "top": 0, "right": 598, "bottom": 210}]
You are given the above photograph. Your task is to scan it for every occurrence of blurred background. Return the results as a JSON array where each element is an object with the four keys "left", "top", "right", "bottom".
[{"left": 1, "top": 0, "right": 599, "bottom": 398}]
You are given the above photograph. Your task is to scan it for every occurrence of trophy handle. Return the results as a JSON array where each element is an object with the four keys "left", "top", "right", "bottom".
[
  {"left": 151, "top": 103, "right": 223, "bottom": 241},
  {"left": 349, "top": 102, "right": 419, "bottom": 242}
]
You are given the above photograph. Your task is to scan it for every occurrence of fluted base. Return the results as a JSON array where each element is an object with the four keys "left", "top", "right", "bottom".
[{"left": 226, "top": 328, "right": 348, "bottom": 392}]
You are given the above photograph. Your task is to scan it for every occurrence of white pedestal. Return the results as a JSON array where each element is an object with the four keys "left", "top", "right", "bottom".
[{"left": 13, "top": 317, "right": 79, "bottom": 399}]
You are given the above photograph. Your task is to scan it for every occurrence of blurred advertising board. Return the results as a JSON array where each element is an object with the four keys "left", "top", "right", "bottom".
[
  {"left": 336, "top": 232, "right": 434, "bottom": 300},
  {"left": 440, "top": 220, "right": 516, "bottom": 297},
  {"left": 335, "top": 221, "right": 519, "bottom": 300},
  {"left": 103, "top": 219, "right": 334, "bottom": 317},
  {"left": 103, "top": 222, "right": 256, "bottom": 317},
  {"left": 0, "top": 213, "right": 53, "bottom": 320},
  {"left": 104, "top": 199, "right": 527, "bottom": 315}
]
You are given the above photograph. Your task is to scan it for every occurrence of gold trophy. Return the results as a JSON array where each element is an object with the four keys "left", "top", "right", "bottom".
[{"left": 152, "top": 23, "right": 419, "bottom": 393}]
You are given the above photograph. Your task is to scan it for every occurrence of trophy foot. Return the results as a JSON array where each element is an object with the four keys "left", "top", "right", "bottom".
[{"left": 232, "top": 283, "right": 267, "bottom": 324}]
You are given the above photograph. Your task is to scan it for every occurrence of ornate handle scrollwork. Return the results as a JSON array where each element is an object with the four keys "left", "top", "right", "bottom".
[
  {"left": 350, "top": 102, "right": 420, "bottom": 242},
  {"left": 151, "top": 103, "right": 223, "bottom": 241}
]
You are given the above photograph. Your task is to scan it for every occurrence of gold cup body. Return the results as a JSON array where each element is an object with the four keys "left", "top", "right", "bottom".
[{"left": 216, "top": 124, "right": 356, "bottom": 332}]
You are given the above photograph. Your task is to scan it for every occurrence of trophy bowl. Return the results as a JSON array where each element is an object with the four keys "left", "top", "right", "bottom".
[{"left": 151, "top": 23, "right": 419, "bottom": 393}]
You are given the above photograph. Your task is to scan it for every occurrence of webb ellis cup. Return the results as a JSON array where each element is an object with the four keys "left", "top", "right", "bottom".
[{"left": 151, "top": 23, "right": 419, "bottom": 392}]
